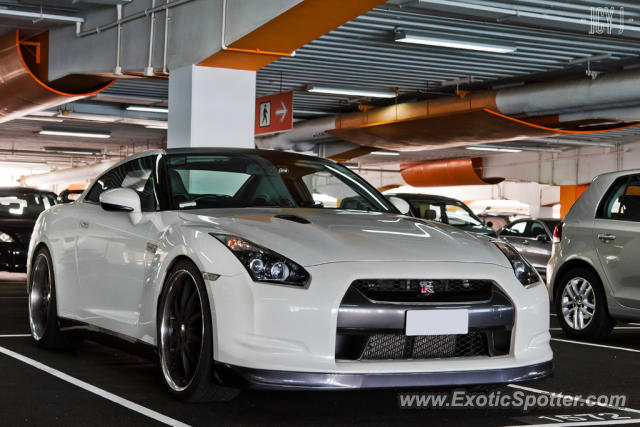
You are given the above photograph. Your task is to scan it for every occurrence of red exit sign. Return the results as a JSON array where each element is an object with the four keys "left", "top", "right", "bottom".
[{"left": 255, "top": 91, "right": 293, "bottom": 136}]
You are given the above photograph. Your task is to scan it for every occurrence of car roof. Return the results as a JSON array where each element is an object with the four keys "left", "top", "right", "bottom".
[
  {"left": 593, "top": 168, "right": 640, "bottom": 182},
  {"left": 389, "top": 193, "right": 460, "bottom": 203}
]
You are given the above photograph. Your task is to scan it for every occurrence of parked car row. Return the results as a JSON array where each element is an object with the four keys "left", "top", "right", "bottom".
[
  {"left": 548, "top": 169, "right": 640, "bottom": 340},
  {"left": 0, "top": 188, "right": 58, "bottom": 272}
]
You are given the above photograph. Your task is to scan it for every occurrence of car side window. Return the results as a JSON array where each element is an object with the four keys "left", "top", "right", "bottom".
[
  {"left": 85, "top": 156, "right": 157, "bottom": 212},
  {"left": 409, "top": 201, "right": 443, "bottom": 222},
  {"left": 527, "top": 222, "right": 546, "bottom": 238},
  {"left": 597, "top": 174, "right": 640, "bottom": 222},
  {"left": 501, "top": 221, "right": 527, "bottom": 237}
]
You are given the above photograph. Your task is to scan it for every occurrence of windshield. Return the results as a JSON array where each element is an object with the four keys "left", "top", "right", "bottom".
[
  {"left": 407, "top": 198, "right": 483, "bottom": 227},
  {"left": 166, "top": 153, "right": 395, "bottom": 213},
  {"left": 443, "top": 201, "right": 483, "bottom": 226},
  {"left": 0, "top": 193, "right": 56, "bottom": 219}
]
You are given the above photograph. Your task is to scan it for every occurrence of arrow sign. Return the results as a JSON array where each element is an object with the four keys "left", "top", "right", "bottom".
[
  {"left": 276, "top": 101, "right": 288, "bottom": 122},
  {"left": 255, "top": 91, "right": 293, "bottom": 136}
]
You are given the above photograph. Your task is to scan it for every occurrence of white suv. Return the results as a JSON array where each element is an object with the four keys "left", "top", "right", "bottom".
[{"left": 547, "top": 169, "right": 640, "bottom": 339}]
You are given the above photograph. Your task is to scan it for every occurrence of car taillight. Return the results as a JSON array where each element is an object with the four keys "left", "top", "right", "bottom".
[{"left": 553, "top": 222, "right": 563, "bottom": 243}]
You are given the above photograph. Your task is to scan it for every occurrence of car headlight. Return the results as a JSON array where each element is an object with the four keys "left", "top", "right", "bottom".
[
  {"left": 211, "top": 234, "right": 310, "bottom": 287},
  {"left": 0, "top": 232, "right": 13, "bottom": 243},
  {"left": 492, "top": 240, "right": 540, "bottom": 287}
]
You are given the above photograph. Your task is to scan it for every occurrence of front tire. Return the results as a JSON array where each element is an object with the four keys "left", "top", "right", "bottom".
[
  {"left": 157, "top": 260, "right": 239, "bottom": 402},
  {"left": 28, "top": 247, "right": 77, "bottom": 349},
  {"left": 555, "top": 267, "right": 614, "bottom": 340}
]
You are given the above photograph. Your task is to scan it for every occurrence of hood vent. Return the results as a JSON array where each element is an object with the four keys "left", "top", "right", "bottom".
[{"left": 274, "top": 214, "right": 311, "bottom": 224}]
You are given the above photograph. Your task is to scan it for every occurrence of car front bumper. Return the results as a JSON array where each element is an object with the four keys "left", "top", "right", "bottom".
[
  {"left": 216, "top": 360, "right": 553, "bottom": 390},
  {"left": 206, "top": 261, "right": 552, "bottom": 386},
  {"left": 0, "top": 243, "right": 27, "bottom": 272}
]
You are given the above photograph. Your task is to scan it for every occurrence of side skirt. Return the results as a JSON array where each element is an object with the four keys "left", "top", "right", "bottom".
[{"left": 58, "top": 317, "right": 158, "bottom": 360}]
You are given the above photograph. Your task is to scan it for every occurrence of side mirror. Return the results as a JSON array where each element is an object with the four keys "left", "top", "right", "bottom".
[
  {"left": 99, "top": 188, "right": 141, "bottom": 213},
  {"left": 536, "top": 233, "right": 550, "bottom": 242},
  {"left": 387, "top": 196, "right": 411, "bottom": 215}
]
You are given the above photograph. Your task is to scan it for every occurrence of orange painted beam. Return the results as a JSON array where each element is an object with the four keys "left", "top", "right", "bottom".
[
  {"left": 560, "top": 185, "right": 589, "bottom": 218},
  {"left": 199, "top": 0, "right": 387, "bottom": 70}
]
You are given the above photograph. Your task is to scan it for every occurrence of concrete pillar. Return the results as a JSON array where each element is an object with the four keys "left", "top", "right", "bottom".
[{"left": 168, "top": 65, "right": 256, "bottom": 149}]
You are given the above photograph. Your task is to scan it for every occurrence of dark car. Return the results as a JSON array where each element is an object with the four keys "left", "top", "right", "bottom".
[
  {"left": 498, "top": 218, "right": 560, "bottom": 276},
  {"left": 0, "top": 187, "right": 57, "bottom": 272},
  {"left": 387, "top": 193, "right": 496, "bottom": 236}
]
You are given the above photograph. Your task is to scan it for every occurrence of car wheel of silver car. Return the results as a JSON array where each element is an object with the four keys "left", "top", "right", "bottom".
[
  {"left": 555, "top": 268, "right": 614, "bottom": 340},
  {"left": 157, "top": 260, "right": 239, "bottom": 402},
  {"left": 28, "top": 247, "right": 78, "bottom": 348}
]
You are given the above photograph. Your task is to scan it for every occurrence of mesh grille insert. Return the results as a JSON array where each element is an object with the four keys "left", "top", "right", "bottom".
[
  {"left": 359, "top": 332, "right": 486, "bottom": 360},
  {"left": 352, "top": 279, "right": 493, "bottom": 303}
]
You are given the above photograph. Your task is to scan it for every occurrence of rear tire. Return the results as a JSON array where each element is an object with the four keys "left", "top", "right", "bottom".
[
  {"left": 157, "top": 260, "right": 240, "bottom": 402},
  {"left": 555, "top": 267, "right": 614, "bottom": 340},
  {"left": 28, "top": 247, "right": 78, "bottom": 349}
]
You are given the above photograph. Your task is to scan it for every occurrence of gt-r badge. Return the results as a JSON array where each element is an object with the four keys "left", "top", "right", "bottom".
[{"left": 419, "top": 281, "right": 435, "bottom": 295}]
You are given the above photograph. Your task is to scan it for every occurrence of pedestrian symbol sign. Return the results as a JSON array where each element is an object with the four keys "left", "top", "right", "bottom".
[
  {"left": 259, "top": 101, "right": 271, "bottom": 127},
  {"left": 255, "top": 91, "right": 293, "bottom": 135}
]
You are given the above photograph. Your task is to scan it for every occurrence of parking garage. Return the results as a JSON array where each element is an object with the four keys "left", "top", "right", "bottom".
[{"left": 1, "top": 1, "right": 640, "bottom": 426}]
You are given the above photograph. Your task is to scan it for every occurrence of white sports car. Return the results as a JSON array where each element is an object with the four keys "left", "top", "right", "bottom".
[{"left": 27, "top": 149, "right": 552, "bottom": 401}]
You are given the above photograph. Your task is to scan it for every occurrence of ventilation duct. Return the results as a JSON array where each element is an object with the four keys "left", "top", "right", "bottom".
[
  {"left": 0, "top": 30, "right": 114, "bottom": 124},
  {"left": 401, "top": 158, "right": 503, "bottom": 187}
]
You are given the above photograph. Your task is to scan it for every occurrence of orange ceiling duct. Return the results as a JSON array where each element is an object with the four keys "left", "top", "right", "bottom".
[
  {"left": 0, "top": 30, "right": 115, "bottom": 123},
  {"left": 401, "top": 158, "right": 503, "bottom": 187}
]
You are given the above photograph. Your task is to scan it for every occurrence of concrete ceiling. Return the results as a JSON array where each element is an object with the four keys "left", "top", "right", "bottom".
[{"left": 0, "top": 0, "right": 638, "bottom": 171}]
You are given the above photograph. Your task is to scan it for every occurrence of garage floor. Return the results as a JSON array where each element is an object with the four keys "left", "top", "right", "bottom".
[{"left": 1, "top": 272, "right": 639, "bottom": 427}]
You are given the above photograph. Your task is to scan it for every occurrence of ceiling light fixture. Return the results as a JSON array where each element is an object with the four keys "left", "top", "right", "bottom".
[
  {"left": 466, "top": 146, "right": 522, "bottom": 153},
  {"left": 39, "top": 129, "right": 111, "bottom": 139},
  {"left": 306, "top": 84, "right": 396, "bottom": 98},
  {"left": 394, "top": 30, "right": 516, "bottom": 54},
  {"left": 126, "top": 105, "right": 169, "bottom": 113},
  {"left": 371, "top": 150, "right": 401, "bottom": 156},
  {"left": 43, "top": 147, "right": 103, "bottom": 156}
]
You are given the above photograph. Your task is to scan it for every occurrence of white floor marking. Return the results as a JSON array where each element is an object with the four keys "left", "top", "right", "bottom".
[
  {"left": 550, "top": 327, "right": 640, "bottom": 331},
  {"left": 551, "top": 338, "right": 640, "bottom": 353},
  {"left": 0, "top": 345, "right": 189, "bottom": 427},
  {"left": 505, "top": 419, "right": 640, "bottom": 427},
  {"left": 507, "top": 384, "right": 640, "bottom": 415},
  {"left": 0, "top": 334, "right": 30, "bottom": 338}
]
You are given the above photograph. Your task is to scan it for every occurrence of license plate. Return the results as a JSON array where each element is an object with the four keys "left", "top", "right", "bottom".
[{"left": 405, "top": 309, "right": 469, "bottom": 336}]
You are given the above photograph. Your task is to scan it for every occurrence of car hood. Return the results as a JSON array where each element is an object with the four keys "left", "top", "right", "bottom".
[
  {"left": 452, "top": 223, "right": 496, "bottom": 237},
  {"left": 178, "top": 208, "right": 510, "bottom": 267}
]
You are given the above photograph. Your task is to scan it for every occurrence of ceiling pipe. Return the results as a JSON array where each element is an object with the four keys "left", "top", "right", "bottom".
[
  {"left": 0, "top": 8, "right": 83, "bottom": 25},
  {"left": 257, "top": 69, "right": 640, "bottom": 153},
  {"left": 401, "top": 158, "right": 503, "bottom": 187},
  {"left": 524, "top": 138, "right": 617, "bottom": 148},
  {"left": 76, "top": 0, "right": 194, "bottom": 37}
]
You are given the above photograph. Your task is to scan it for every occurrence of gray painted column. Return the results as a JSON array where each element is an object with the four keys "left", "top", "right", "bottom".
[{"left": 167, "top": 65, "right": 255, "bottom": 149}]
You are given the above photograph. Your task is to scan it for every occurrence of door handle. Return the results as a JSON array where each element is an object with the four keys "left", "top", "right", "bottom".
[
  {"left": 598, "top": 233, "right": 616, "bottom": 242},
  {"left": 79, "top": 221, "right": 89, "bottom": 229}
]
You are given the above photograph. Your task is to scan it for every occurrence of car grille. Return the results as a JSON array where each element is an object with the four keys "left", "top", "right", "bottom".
[
  {"left": 359, "top": 332, "right": 485, "bottom": 360},
  {"left": 352, "top": 279, "right": 493, "bottom": 303}
]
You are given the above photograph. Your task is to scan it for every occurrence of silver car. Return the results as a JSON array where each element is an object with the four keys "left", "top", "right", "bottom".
[
  {"left": 547, "top": 169, "right": 640, "bottom": 339},
  {"left": 498, "top": 218, "right": 560, "bottom": 277}
]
